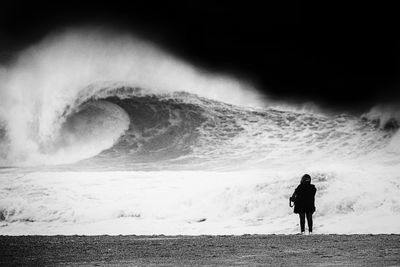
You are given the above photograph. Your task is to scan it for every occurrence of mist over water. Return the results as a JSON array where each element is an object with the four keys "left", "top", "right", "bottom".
[
  {"left": 0, "top": 29, "right": 262, "bottom": 166},
  {"left": 0, "top": 28, "right": 399, "bottom": 235}
]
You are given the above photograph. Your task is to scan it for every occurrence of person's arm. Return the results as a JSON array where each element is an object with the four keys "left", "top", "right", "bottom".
[{"left": 291, "top": 186, "right": 299, "bottom": 199}]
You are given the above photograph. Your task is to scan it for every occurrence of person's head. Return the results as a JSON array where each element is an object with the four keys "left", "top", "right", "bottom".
[{"left": 301, "top": 174, "right": 311, "bottom": 184}]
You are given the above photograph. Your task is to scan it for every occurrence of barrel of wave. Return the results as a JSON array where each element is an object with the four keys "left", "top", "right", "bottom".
[{"left": 35, "top": 100, "right": 130, "bottom": 165}]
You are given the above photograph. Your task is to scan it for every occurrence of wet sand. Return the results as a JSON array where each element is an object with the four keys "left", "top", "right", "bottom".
[{"left": 1, "top": 234, "right": 399, "bottom": 266}]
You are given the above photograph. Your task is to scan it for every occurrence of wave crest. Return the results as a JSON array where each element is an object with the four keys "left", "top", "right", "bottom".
[
  {"left": 0, "top": 28, "right": 399, "bottom": 169},
  {"left": 0, "top": 28, "right": 261, "bottom": 166}
]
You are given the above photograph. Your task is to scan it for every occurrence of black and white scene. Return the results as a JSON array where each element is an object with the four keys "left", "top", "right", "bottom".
[{"left": 1, "top": 2, "right": 400, "bottom": 265}]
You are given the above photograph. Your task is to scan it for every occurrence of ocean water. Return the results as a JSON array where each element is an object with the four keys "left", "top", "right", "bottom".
[{"left": 0, "top": 29, "right": 399, "bottom": 235}]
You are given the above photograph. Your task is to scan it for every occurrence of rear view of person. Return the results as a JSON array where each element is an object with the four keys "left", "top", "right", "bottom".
[{"left": 290, "top": 174, "right": 316, "bottom": 234}]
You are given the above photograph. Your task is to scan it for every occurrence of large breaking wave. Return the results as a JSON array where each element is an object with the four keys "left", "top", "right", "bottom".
[
  {"left": 0, "top": 29, "right": 400, "bottom": 235},
  {"left": 0, "top": 29, "right": 262, "bottom": 167},
  {"left": 1, "top": 81, "right": 399, "bottom": 169}
]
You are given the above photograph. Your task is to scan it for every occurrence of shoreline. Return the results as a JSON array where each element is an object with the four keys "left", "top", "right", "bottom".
[{"left": 1, "top": 234, "right": 399, "bottom": 266}]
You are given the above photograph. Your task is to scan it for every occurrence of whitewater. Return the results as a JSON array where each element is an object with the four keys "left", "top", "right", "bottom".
[{"left": 0, "top": 29, "right": 399, "bottom": 235}]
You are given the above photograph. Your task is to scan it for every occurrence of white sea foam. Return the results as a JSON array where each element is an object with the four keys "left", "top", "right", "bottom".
[{"left": 0, "top": 162, "right": 399, "bottom": 235}]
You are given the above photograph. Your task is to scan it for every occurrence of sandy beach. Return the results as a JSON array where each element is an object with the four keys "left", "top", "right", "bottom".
[{"left": 1, "top": 234, "right": 399, "bottom": 266}]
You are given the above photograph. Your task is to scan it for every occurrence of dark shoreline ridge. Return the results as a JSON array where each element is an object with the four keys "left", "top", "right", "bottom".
[{"left": 1, "top": 234, "right": 399, "bottom": 266}]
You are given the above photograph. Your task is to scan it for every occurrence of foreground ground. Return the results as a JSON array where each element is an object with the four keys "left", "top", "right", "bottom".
[{"left": 0, "top": 235, "right": 399, "bottom": 266}]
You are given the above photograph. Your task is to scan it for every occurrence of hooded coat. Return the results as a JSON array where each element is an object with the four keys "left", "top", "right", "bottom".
[{"left": 291, "top": 183, "right": 316, "bottom": 214}]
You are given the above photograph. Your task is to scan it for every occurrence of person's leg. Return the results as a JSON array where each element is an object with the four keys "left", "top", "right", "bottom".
[
  {"left": 299, "top": 213, "right": 305, "bottom": 233},
  {"left": 306, "top": 212, "right": 313, "bottom": 233}
]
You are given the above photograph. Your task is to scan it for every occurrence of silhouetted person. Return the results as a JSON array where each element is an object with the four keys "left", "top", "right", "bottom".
[{"left": 290, "top": 174, "right": 316, "bottom": 234}]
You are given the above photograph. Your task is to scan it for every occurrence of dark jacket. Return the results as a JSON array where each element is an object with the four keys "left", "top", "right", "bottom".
[{"left": 291, "top": 183, "right": 316, "bottom": 213}]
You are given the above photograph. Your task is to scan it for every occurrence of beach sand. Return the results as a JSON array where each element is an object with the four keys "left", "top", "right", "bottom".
[{"left": 1, "top": 235, "right": 399, "bottom": 266}]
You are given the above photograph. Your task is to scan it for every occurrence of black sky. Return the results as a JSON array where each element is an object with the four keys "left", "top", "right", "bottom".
[{"left": 1, "top": 2, "right": 399, "bottom": 112}]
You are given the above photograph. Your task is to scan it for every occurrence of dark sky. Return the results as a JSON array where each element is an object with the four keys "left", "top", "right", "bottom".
[{"left": 1, "top": 2, "right": 399, "bottom": 112}]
